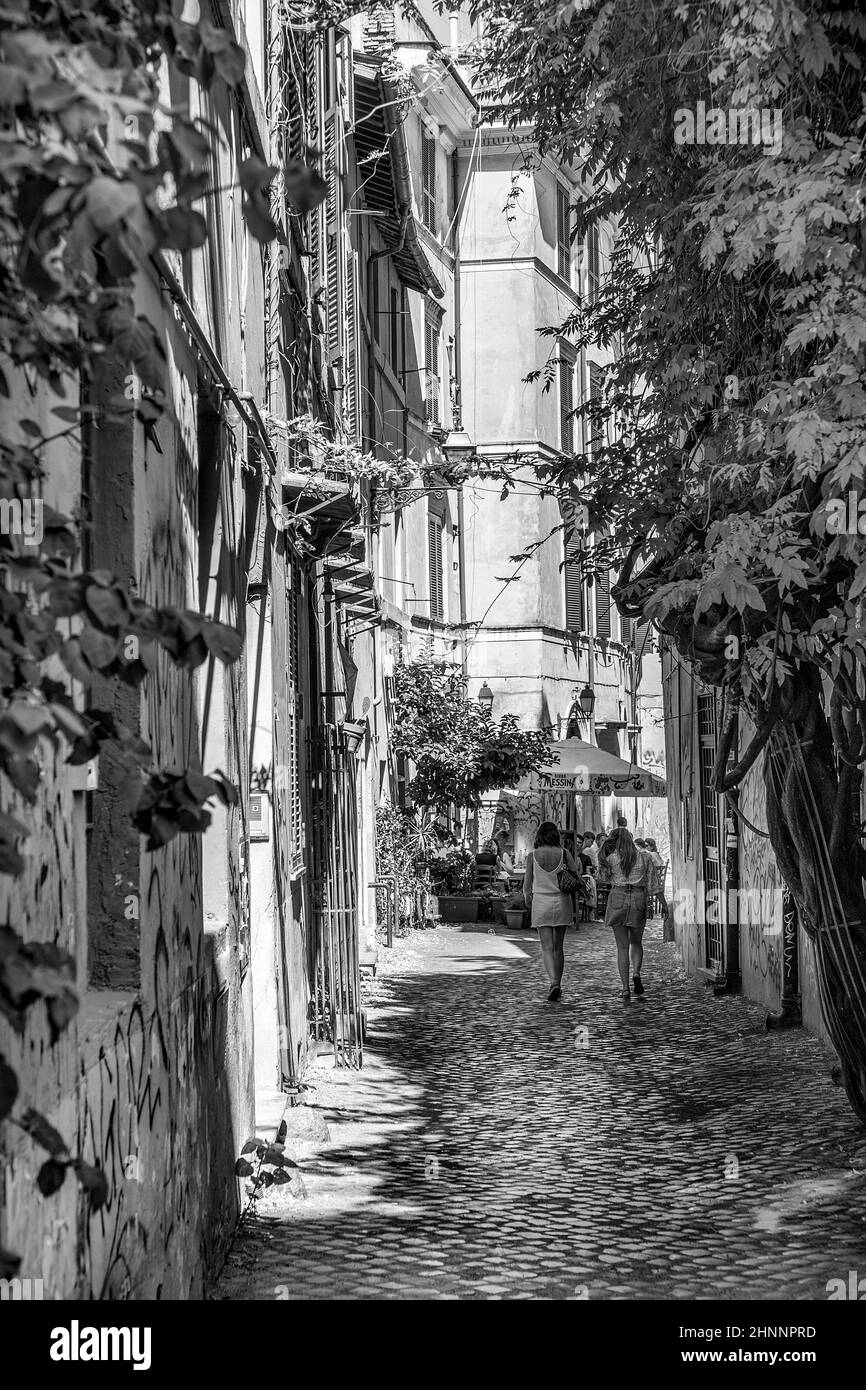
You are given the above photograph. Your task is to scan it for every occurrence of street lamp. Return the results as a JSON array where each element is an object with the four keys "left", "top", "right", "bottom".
[
  {"left": 477, "top": 681, "right": 494, "bottom": 717},
  {"left": 441, "top": 427, "right": 474, "bottom": 463},
  {"left": 566, "top": 682, "right": 596, "bottom": 738},
  {"left": 578, "top": 682, "right": 595, "bottom": 718}
]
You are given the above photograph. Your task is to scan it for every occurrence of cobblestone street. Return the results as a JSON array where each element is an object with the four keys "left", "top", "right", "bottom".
[{"left": 215, "top": 919, "right": 866, "bottom": 1301}]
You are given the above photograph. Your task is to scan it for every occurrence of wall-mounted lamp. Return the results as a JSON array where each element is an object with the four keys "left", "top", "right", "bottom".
[
  {"left": 442, "top": 427, "right": 473, "bottom": 464},
  {"left": 477, "top": 681, "right": 494, "bottom": 717},
  {"left": 578, "top": 682, "right": 596, "bottom": 717},
  {"left": 341, "top": 719, "right": 365, "bottom": 755}
]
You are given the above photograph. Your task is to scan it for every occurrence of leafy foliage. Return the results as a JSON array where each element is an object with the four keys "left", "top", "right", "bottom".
[
  {"left": 466, "top": 0, "right": 866, "bottom": 1116},
  {"left": 391, "top": 659, "right": 553, "bottom": 807},
  {"left": 374, "top": 803, "right": 435, "bottom": 930},
  {"left": 234, "top": 1118, "right": 302, "bottom": 1218},
  {"left": 0, "top": 0, "right": 320, "bottom": 1251}
]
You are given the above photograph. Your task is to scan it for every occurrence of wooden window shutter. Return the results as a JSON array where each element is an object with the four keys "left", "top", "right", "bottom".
[
  {"left": 425, "top": 309, "right": 440, "bottom": 424},
  {"left": 389, "top": 284, "right": 399, "bottom": 367},
  {"left": 634, "top": 620, "right": 652, "bottom": 659},
  {"left": 563, "top": 517, "right": 584, "bottom": 632},
  {"left": 343, "top": 241, "right": 361, "bottom": 439},
  {"left": 589, "top": 360, "right": 604, "bottom": 456},
  {"left": 428, "top": 516, "right": 444, "bottom": 620},
  {"left": 370, "top": 259, "right": 380, "bottom": 344},
  {"left": 421, "top": 130, "right": 436, "bottom": 232},
  {"left": 588, "top": 223, "right": 600, "bottom": 303},
  {"left": 559, "top": 355, "right": 574, "bottom": 453},
  {"left": 304, "top": 36, "right": 321, "bottom": 284},
  {"left": 595, "top": 566, "right": 611, "bottom": 639},
  {"left": 324, "top": 107, "right": 342, "bottom": 363},
  {"left": 288, "top": 562, "right": 304, "bottom": 866},
  {"left": 556, "top": 185, "right": 570, "bottom": 282}
]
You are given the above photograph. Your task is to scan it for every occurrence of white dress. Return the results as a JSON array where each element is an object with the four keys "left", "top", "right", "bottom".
[{"left": 523, "top": 849, "right": 575, "bottom": 928}]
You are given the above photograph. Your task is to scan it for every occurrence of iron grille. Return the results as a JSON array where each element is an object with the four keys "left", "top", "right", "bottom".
[{"left": 307, "top": 724, "right": 363, "bottom": 1067}]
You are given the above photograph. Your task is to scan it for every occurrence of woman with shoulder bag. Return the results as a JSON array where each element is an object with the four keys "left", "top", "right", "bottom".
[{"left": 522, "top": 821, "right": 583, "bottom": 1002}]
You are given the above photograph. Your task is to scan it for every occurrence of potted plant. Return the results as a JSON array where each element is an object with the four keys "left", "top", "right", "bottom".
[
  {"left": 504, "top": 888, "right": 529, "bottom": 930},
  {"left": 431, "top": 848, "right": 479, "bottom": 922}
]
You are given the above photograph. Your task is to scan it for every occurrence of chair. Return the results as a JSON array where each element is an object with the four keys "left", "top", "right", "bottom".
[
  {"left": 595, "top": 882, "right": 611, "bottom": 919},
  {"left": 473, "top": 862, "right": 499, "bottom": 890}
]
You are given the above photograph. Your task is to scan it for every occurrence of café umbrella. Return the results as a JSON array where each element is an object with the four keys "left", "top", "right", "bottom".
[{"left": 529, "top": 738, "right": 667, "bottom": 796}]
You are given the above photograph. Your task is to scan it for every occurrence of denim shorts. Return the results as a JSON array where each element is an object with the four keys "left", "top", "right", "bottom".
[{"left": 605, "top": 885, "right": 647, "bottom": 935}]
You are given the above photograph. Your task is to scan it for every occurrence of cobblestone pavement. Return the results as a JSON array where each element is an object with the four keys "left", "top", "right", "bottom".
[{"left": 214, "top": 919, "right": 866, "bottom": 1301}]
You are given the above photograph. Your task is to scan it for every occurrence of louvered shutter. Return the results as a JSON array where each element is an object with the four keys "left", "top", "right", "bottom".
[
  {"left": 421, "top": 130, "right": 436, "bottom": 232},
  {"left": 556, "top": 185, "right": 570, "bottom": 282},
  {"left": 428, "top": 517, "right": 443, "bottom": 620},
  {"left": 344, "top": 245, "right": 360, "bottom": 440},
  {"left": 305, "top": 36, "right": 321, "bottom": 284},
  {"left": 425, "top": 310, "right": 440, "bottom": 424},
  {"left": 288, "top": 562, "right": 304, "bottom": 867},
  {"left": 589, "top": 360, "right": 603, "bottom": 456},
  {"left": 389, "top": 285, "right": 399, "bottom": 367},
  {"left": 564, "top": 527, "right": 584, "bottom": 631},
  {"left": 595, "top": 566, "right": 611, "bottom": 639},
  {"left": 324, "top": 106, "right": 342, "bottom": 364},
  {"left": 634, "top": 620, "right": 652, "bottom": 659},
  {"left": 560, "top": 355, "right": 574, "bottom": 453},
  {"left": 588, "top": 224, "right": 600, "bottom": 302}
]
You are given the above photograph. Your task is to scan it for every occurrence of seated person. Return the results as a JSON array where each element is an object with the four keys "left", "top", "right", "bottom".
[{"left": 494, "top": 830, "right": 515, "bottom": 875}]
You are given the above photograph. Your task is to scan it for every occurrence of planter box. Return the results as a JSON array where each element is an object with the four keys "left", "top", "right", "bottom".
[
  {"left": 437, "top": 895, "right": 480, "bottom": 923},
  {"left": 504, "top": 909, "right": 530, "bottom": 930}
]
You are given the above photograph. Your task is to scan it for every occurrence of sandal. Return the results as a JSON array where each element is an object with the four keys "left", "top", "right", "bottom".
[
  {"left": 547, "top": 985, "right": 562, "bottom": 1002},
  {"left": 620, "top": 987, "right": 631, "bottom": 1001}
]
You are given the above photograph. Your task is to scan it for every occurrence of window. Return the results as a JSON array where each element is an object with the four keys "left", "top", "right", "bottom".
[
  {"left": 389, "top": 285, "right": 400, "bottom": 372},
  {"left": 587, "top": 223, "right": 600, "bottom": 303},
  {"left": 428, "top": 515, "right": 444, "bottom": 621},
  {"left": 425, "top": 307, "right": 440, "bottom": 424},
  {"left": 595, "top": 565, "right": 611, "bottom": 639},
  {"left": 421, "top": 129, "right": 437, "bottom": 233},
  {"left": 559, "top": 352, "right": 575, "bottom": 453},
  {"left": 370, "top": 259, "right": 379, "bottom": 344},
  {"left": 556, "top": 184, "right": 571, "bottom": 283},
  {"left": 287, "top": 560, "right": 305, "bottom": 868},
  {"left": 563, "top": 511, "right": 584, "bottom": 632},
  {"left": 588, "top": 360, "right": 604, "bottom": 456}
]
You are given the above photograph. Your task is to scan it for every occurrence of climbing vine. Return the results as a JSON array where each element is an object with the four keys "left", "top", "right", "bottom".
[{"left": 0, "top": 0, "right": 329, "bottom": 1270}]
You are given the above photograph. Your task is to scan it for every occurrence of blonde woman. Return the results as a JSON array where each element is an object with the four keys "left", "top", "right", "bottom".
[
  {"left": 600, "top": 827, "right": 653, "bottom": 1001},
  {"left": 523, "top": 821, "right": 581, "bottom": 1002}
]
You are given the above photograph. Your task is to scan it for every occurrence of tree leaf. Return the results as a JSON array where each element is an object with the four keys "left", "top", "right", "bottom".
[
  {"left": 37, "top": 1157, "right": 68, "bottom": 1196},
  {"left": 19, "top": 1107, "right": 68, "bottom": 1158},
  {"left": 73, "top": 1157, "right": 109, "bottom": 1210},
  {"left": 0, "top": 1057, "right": 18, "bottom": 1121}
]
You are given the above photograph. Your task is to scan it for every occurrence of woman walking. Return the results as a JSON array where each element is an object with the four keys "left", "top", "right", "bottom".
[
  {"left": 523, "top": 821, "right": 581, "bottom": 1002},
  {"left": 600, "top": 827, "right": 653, "bottom": 1001}
]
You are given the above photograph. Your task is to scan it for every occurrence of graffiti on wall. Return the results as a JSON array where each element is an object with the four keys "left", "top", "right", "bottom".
[{"left": 739, "top": 757, "right": 782, "bottom": 1003}]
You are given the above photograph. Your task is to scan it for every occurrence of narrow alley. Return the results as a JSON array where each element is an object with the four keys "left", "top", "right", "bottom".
[{"left": 215, "top": 919, "right": 866, "bottom": 1302}]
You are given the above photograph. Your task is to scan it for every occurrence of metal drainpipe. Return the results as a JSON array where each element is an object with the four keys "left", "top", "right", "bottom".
[{"left": 451, "top": 148, "right": 468, "bottom": 678}]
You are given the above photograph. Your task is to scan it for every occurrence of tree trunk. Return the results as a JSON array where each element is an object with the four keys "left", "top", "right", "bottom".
[{"left": 759, "top": 675, "right": 866, "bottom": 1123}]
